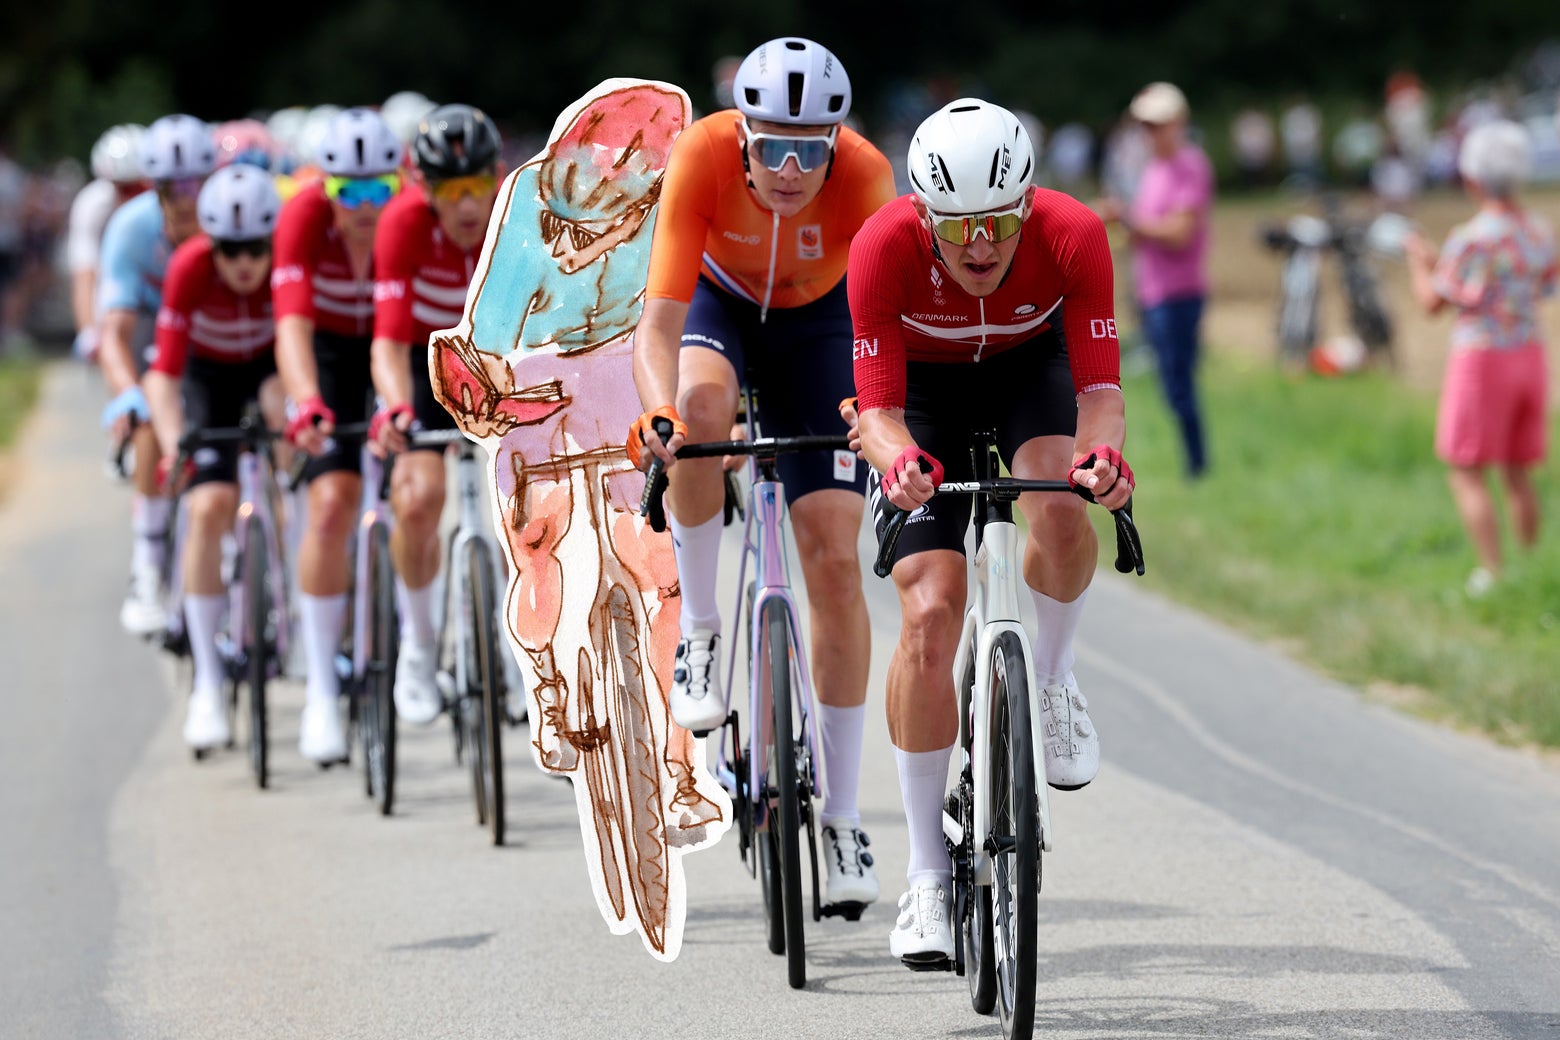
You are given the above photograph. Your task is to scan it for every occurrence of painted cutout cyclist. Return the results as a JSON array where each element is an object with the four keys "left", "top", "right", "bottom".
[
  {"left": 847, "top": 99, "right": 1134, "bottom": 968},
  {"left": 629, "top": 36, "right": 895, "bottom": 915}
]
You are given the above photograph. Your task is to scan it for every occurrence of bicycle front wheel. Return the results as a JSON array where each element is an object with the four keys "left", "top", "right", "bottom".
[
  {"left": 241, "top": 514, "right": 270, "bottom": 790},
  {"left": 764, "top": 599, "right": 806, "bottom": 989},
  {"left": 989, "top": 632, "right": 1037, "bottom": 1039},
  {"left": 364, "top": 521, "right": 398, "bottom": 816},
  {"left": 466, "top": 538, "right": 505, "bottom": 846}
]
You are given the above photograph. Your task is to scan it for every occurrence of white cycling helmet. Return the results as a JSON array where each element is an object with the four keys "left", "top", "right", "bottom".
[
  {"left": 733, "top": 37, "right": 851, "bottom": 125},
  {"left": 316, "top": 107, "right": 402, "bottom": 176},
  {"left": 91, "top": 124, "right": 146, "bottom": 183},
  {"left": 140, "top": 114, "right": 218, "bottom": 181},
  {"left": 380, "top": 90, "right": 437, "bottom": 145},
  {"left": 296, "top": 104, "right": 342, "bottom": 168},
  {"left": 907, "top": 99, "right": 1035, "bottom": 213},
  {"left": 197, "top": 164, "right": 281, "bottom": 240}
]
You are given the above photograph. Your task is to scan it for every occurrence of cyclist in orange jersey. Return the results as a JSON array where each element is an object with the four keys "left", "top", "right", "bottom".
[{"left": 630, "top": 37, "right": 895, "bottom": 916}]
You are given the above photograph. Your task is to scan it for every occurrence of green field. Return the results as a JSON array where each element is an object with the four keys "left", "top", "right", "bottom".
[
  {"left": 0, "top": 354, "right": 42, "bottom": 451},
  {"left": 1107, "top": 351, "right": 1560, "bottom": 748}
]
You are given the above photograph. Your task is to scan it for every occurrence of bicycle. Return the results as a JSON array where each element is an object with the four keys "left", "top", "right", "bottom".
[
  {"left": 872, "top": 430, "right": 1145, "bottom": 1040},
  {"left": 150, "top": 403, "right": 293, "bottom": 787},
  {"left": 641, "top": 417, "right": 850, "bottom": 990},
  {"left": 404, "top": 426, "right": 511, "bottom": 846}
]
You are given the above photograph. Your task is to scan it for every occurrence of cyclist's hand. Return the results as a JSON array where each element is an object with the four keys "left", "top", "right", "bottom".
[
  {"left": 369, "top": 402, "right": 414, "bottom": 457},
  {"left": 101, "top": 385, "right": 148, "bottom": 438},
  {"left": 881, "top": 444, "right": 942, "bottom": 511},
  {"left": 285, "top": 395, "right": 336, "bottom": 456},
  {"left": 627, "top": 405, "right": 687, "bottom": 470},
  {"left": 838, "top": 396, "right": 862, "bottom": 456},
  {"left": 1070, "top": 444, "right": 1134, "bottom": 509},
  {"left": 722, "top": 422, "right": 746, "bottom": 472},
  {"left": 156, "top": 454, "right": 194, "bottom": 494}
]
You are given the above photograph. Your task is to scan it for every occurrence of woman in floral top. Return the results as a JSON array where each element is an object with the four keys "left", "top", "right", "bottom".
[{"left": 1407, "top": 120, "right": 1556, "bottom": 597}]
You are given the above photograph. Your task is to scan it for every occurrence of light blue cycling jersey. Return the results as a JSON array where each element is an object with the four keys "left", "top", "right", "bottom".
[{"left": 95, "top": 190, "right": 170, "bottom": 358}]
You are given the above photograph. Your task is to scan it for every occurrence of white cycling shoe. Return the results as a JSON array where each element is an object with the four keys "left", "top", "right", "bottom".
[
  {"left": 821, "top": 821, "right": 879, "bottom": 914},
  {"left": 1040, "top": 672, "right": 1099, "bottom": 790},
  {"left": 182, "top": 687, "right": 231, "bottom": 751},
  {"left": 298, "top": 698, "right": 347, "bottom": 763},
  {"left": 394, "top": 642, "right": 442, "bottom": 725},
  {"left": 668, "top": 629, "right": 725, "bottom": 734},
  {"left": 119, "top": 567, "right": 165, "bottom": 637},
  {"left": 889, "top": 881, "right": 955, "bottom": 969}
]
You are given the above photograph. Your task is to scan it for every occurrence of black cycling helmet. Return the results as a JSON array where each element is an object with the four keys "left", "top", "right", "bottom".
[{"left": 412, "top": 104, "right": 502, "bottom": 179}]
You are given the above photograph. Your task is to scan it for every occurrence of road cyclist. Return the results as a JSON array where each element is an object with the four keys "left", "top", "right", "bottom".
[{"left": 67, "top": 123, "right": 147, "bottom": 364}]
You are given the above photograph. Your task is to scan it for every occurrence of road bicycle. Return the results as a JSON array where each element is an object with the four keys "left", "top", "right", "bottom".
[
  {"left": 159, "top": 403, "right": 293, "bottom": 789},
  {"left": 405, "top": 426, "right": 511, "bottom": 847},
  {"left": 873, "top": 431, "right": 1145, "bottom": 1040},
  {"left": 642, "top": 417, "right": 850, "bottom": 990},
  {"left": 1260, "top": 195, "right": 1405, "bottom": 370}
]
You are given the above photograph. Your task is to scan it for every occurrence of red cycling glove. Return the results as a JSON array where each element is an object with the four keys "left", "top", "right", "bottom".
[
  {"left": 881, "top": 445, "right": 944, "bottom": 495},
  {"left": 1069, "top": 444, "right": 1134, "bottom": 494},
  {"left": 284, "top": 395, "right": 336, "bottom": 445},
  {"left": 369, "top": 402, "right": 414, "bottom": 448}
]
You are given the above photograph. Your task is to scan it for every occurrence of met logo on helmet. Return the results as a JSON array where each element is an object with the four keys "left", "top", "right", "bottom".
[{"left": 994, "top": 145, "right": 1012, "bottom": 190}]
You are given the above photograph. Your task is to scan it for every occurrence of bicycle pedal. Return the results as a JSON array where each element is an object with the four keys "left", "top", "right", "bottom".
[
  {"left": 820, "top": 901, "right": 867, "bottom": 922},
  {"left": 900, "top": 953, "right": 954, "bottom": 973}
]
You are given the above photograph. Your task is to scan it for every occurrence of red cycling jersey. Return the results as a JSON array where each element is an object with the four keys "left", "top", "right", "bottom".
[
  {"left": 646, "top": 111, "right": 895, "bottom": 310},
  {"left": 372, "top": 183, "right": 479, "bottom": 347},
  {"left": 151, "top": 235, "right": 274, "bottom": 377},
  {"left": 270, "top": 181, "right": 375, "bottom": 337},
  {"left": 848, "top": 191, "right": 1121, "bottom": 413}
]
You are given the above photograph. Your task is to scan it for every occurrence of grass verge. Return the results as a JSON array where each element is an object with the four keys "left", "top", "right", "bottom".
[
  {"left": 1105, "top": 349, "right": 1560, "bottom": 749},
  {"left": 0, "top": 353, "right": 44, "bottom": 502}
]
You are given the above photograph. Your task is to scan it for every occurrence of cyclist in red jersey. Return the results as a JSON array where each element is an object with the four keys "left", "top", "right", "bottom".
[
  {"left": 369, "top": 104, "right": 506, "bottom": 725},
  {"left": 143, "top": 165, "right": 284, "bottom": 751},
  {"left": 630, "top": 37, "right": 896, "bottom": 915},
  {"left": 847, "top": 99, "right": 1134, "bottom": 967},
  {"left": 273, "top": 107, "right": 403, "bottom": 763}
]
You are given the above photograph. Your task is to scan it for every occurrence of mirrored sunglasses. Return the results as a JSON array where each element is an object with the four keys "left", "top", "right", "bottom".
[
  {"left": 741, "top": 119, "right": 837, "bottom": 173},
  {"left": 214, "top": 237, "right": 271, "bottom": 259},
  {"left": 324, "top": 173, "right": 400, "bottom": 209},
  {"left": 928, "top": 204, "right": 1026, "bottom": 247},
  {"left": 430, "top": 172, "right": 498, "bottom": 202},
  {"left": 158, "top": 176, "right": 206, "bottom": 201}
]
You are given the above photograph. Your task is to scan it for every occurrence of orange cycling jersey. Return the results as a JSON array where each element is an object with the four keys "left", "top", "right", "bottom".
[{"left": 645, "top": 111, "right": 895, "bottom": 311}]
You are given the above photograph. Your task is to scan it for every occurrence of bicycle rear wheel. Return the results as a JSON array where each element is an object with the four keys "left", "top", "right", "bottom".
[
  {"left": 989, "top": 631, "right": 1037, "bottom": 1039},
  {"left": 764, "top": 599, "right": 806, "bottom": 989},
  {"left": 241, "top": 515, "right": 270, "bottom": 790},
  {"left": 466, "top": 538, "right": 505, "bottom": 846},
  {"left": 363, "top": 521, "right": 398, "bottom": 816}
]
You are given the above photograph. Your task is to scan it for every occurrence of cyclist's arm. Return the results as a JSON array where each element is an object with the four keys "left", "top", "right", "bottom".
[
  {"left": 143, "top": 369, "right": 183, "bottom": 461},
  {"left": 369, "top": 335, "right": 412, "bottom": 409},
  {"left": 96, "top": 308, "right": 141, "bottom": 395},
  {"left": 70, "top": 269, "right": 97, "bottom": 335},
  {"left": 274, "top": 314, "right": 320, "bottom": 403},
  {"left": 630, "top": 296, "right": 690, "bottom": 460}
]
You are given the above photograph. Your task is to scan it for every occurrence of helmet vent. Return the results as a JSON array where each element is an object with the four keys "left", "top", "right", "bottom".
[
  {"left": 355, "top": 136, "right": 366, "bottom": 168},
  {"left": 950, "top": 104, "right": 980, "bottom": 114},
  {"left": 230, "top": 202, "right": 241, "bottom": 233},
  {"left": 173, "top": 143, "right": 183, "bottom": 169},
  {"left": 826, "top": 95, "right": 844, "bottom": 115},
  {"left": 787, "top": 72, "right": 804, "bottom": 119},
  {"left": 988, "top": 150, "right": 1000, "bottom": 188},
  {"left": 784, "top": 39, "right": 805, "bottom": 51},
  {"left": 743, "top": 87, "right": 762, "bottom": 108}
]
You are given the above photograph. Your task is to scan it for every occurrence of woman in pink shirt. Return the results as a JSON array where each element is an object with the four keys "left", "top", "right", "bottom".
[
  {"left": 1095, "top": 82, "right": 1214, "bottom": 478},
  {"left": 1406, "top": 120, "right": 1555, "bottom": 597}
]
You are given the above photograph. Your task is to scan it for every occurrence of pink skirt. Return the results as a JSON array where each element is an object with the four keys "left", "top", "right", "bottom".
[{"left": 1435, "top": 343, "right": 1549, "bottom": 467}]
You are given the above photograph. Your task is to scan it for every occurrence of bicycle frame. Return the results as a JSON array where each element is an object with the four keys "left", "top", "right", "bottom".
[
  {"left": 226, "top": 441, "right": 292, "bottom": 674},
  {"left": 350, "top": 443, "right": 393, "bottom": 683}
]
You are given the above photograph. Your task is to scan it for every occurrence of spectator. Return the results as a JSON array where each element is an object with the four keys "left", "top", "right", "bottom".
[
  {"left": 1405, "top": 121, "right": 1555, "bottom": 597},
  {"left": 1094, "top": 82, "right": 1214, "bottom": 479},
  {"left": 1230, "top": 106, "right": 1277, "bottom": 188},
  {"left": 1280, "top": 96, "right": 1324, "bottom": 187}
]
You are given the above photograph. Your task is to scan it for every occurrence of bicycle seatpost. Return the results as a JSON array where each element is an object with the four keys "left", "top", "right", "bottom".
[{"left": 639, "top": 417, "right": 675, "bottom": 533}]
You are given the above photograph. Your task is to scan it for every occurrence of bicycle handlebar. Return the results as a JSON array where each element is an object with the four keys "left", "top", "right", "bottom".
[
  {"left": 638, "top": 432, "right": 852, "bottom": 534},
  {"left": 872, "top": 477, "right": 1146, "bottom": 579}
]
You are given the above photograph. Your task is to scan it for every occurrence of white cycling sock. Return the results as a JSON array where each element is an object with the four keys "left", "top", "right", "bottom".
[
  {"left": 1029, "top": 586, "right": 1088, "bottom": 685},
  {"left": 298, "top": 592, "right": 348, "bottom": 704},
  {"left": 184, "top": 594, "right": 227, "bottom": 694},
  {"left": 819, "top": 703, "right": 866, "bottom": 829},
  {"left": 668, "top": 512, "right": 723, "bottom": 633},
  {"left": 131, "top": 494, "right": 171, "bottom": 575},
  {"left": 396, "top": 577, "right": 437, "bottom": 649},
  {"left": 895, "top": 744, "right": 955, "bottom": 889}
]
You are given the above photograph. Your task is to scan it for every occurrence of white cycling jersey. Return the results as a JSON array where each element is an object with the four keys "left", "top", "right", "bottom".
[{"left": 66, "top": 178, "right": 123, "bottom": 274}]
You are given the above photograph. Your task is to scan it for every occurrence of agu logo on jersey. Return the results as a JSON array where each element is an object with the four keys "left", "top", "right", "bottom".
[{"left": 797, "top": 224, "right": 823, "bottom": 260}]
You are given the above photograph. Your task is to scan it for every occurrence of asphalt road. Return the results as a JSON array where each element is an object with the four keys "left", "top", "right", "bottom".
[{"left": 4, "top": 365, "right": 1558, "bottom": 1040}]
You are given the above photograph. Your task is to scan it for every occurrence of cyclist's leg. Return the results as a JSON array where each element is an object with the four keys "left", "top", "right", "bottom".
[{"left": 295, "top": 332, "right": 368, "bottom": 759}]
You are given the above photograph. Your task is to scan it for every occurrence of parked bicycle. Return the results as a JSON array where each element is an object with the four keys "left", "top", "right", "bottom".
[
  {"left": 642, "top": 414, "right": 851, "bottom": 990},
  {"left": 872, "top": 430, "right": 1145, "bottom": 1040}
]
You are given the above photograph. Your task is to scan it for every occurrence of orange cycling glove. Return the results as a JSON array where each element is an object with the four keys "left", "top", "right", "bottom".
[{"left": 626, "top": 405, "right": 688, "bottom": 470}]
